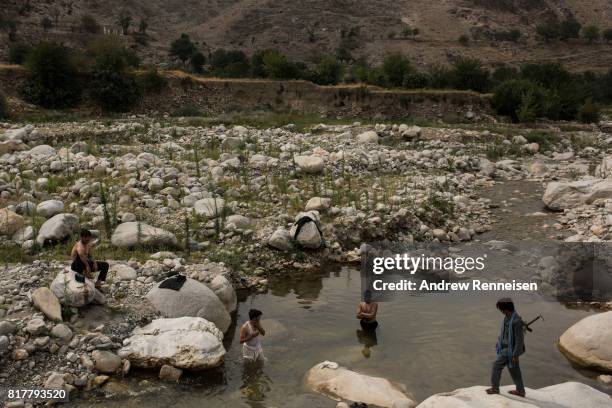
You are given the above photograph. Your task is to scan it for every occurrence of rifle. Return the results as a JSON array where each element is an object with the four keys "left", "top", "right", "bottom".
[{"left": 523, "top": 315, "right": 543, "bottom": 333}]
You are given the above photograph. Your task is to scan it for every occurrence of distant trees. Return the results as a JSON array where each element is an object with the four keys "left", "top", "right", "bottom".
[
  {"left": 536, "top": 21, "right": 560, "bottom": 41},
  {"left": 381, "top": 53, "right": 412, "bottom": 87},
  {"left": 80, "top": 14, "right": 101, "bottom": 34},
  {"left": 450, "top": 58, "right": 489, "bottom": 93},
  {"left": 310, "top": 56, "right": 344, "bottom": 85},
  {"left": 40, "top": 16, "right": 53, "bottom": 31},
  {"left": 582, "top": 25, "right": 600, "bottom": 43},
  {"left": 21, "top": 42, "right": 82, "bottom": 108},
  {"left": 210, "top": 49, "right": 251, "bottom": 77},
  {"left": 559, "top": 17, "right": 581, "bottom": 40},
  {"left": 169, "top": 33, "right": 196, "bottom": 65},
  {"left": 604, "top": 28, "right": 612, "bottom": 43},
  {"left": 117, "top": 12, "right": 132, "bottom": 35},
  {"left": 190, "top": 51, "right": 206, "bottom": 74}
]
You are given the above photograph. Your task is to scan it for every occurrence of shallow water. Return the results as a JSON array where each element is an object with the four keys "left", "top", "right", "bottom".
[
  {"left": 77, "top": 180, "right": 611, "bottom": 407},
  {"left": 79, "top": 266, "right": 609, "bottom": 408}
]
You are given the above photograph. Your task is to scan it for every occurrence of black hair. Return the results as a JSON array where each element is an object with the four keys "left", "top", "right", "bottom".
[
  {"left": 249, "top": 309, "right": 262, "bottom": 320},
  {"left": 496, "top": 298, "right": 515, "bottom": 312},
  {"left": 80, "top": 229, "right": 92, "bottom": 239},
  {"left": 363, "top": 290, "right": 373, "bottom": 301}
]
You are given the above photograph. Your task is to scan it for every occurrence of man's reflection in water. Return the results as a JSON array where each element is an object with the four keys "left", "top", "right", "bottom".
[
  {"left": 240, "top": 359, "right": 271, "bottom": 407},
  {"left": 356, "top": 328, "right": 378, "bottom": 358}
]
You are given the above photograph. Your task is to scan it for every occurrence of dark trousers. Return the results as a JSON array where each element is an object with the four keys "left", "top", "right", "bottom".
[
  {"left": 71, "top": 258, "right": 108, "bottom": 283},
  {"left": 360, "top": 319, "right": 378, "bottom": 331},
  {"left": 491, "top": 350, "right": 525, "bottom": 394}
]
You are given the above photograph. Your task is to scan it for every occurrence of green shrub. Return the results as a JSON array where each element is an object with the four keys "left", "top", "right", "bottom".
[
  {"left": 381, "top": 53, "right": 412, "bottom": 87},
  {"left": 138, "top": 68, "right": 167, "bottom": 93},
  {"left": 582, "top": 25, "right": 600, "bottom": 43},
  {"left": 492, "top": 79, "right": 546, "bottom": 122},
  {"left": 449, "top": 58, "right": 490, "bottom": 92},
  {"left": 169, "top": 33, "right": 196, "bottom": 64},
  {"left": 211, "top": 49, "right": 251, "bottom": 77},
  {"left": 22, "top": 42, "right": 82, "bottom": 108},
  {"left": 190, "top": 51, "right": 206, "bottom": 74},
  {"left": 560, "top": 18, "right": 581, "bottom": 40},
  {"left": 577, "top": 98, "right": 600, "bottom": 123},
  {"left": 402, "top": 71, "right": 429, "bottom": 88},
  {"left": 80, "top": 14, "right": 101, "bottom": 34},
  {"left": 261, "top": 50, "right": 300, "bottom": 79},
  {"left": 536, "top": 21, "right": 560, "bottom": 41},
  {"left": 311, "top": 56, "right": 344, "bottom": 85},
  {"left": 8, "top": 42, "right": 31, "bottom": 64}
]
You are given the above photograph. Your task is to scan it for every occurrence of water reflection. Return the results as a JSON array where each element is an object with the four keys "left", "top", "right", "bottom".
[
  {"left": 240, "top": 360, "right": 271, "bottom": 407},
  {"left": 356, "top": 329, "right": 378, "bottom": 358}
]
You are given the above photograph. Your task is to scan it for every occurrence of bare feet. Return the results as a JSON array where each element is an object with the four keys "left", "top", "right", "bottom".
[{"left": 486, "top": 388, "right": 500, "bottom": 395}]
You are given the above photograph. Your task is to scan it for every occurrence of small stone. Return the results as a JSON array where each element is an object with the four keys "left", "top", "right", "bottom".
[{"left": 159, "top": 364, "right": 183, "bottom": 382}]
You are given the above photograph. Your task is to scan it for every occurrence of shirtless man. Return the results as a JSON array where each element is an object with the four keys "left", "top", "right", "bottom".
[
  {"left": 240, "top": 309, "right": 266, "bottom": 362},
  {"left": 70, "top": 229, "right": 109, "bottom": 289},
  {"left": 356, "top": 290, "right": 378, "bottom": 331}
]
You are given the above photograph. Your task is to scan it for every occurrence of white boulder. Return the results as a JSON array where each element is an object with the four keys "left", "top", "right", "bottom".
[
  {"left": 542, "top": 179, "right": 612, "bottom": 210},
  {"left": 50, "top": 269, "right": 105, "bottom": 307},
  {"left": 0, "top": 208, "right": 24, "bottom": 236},
  {"left": 208, "top": 275, "right": 237, "bottom": 313},
  {"left": 36, "top": 200, "right": 64, "bottom": 218},
  {"left": 304, "top": 361, "right": 416, "bottom": 408},
  {"left": 118, "top": 317, "right": 225, "bottom": 370},
  {"left": 356, "top": 131, "right": 379, "bottom": 144},
  {"left": 194, "top": 198, "right": 228, "bottom": 218},
  {"left": 559, "top": 311, "right": 612, "bottom": 372},
  {"left": 111, "top": 222, "right": 178, "bottom": 249},
  {"left": 295, "top": 155, "right": 325, "bottom": 174},
  {"left": 36, "top": 214, "right": 79, "bottom": 247}
]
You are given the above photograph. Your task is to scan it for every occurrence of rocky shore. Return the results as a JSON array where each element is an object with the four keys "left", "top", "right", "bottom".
[{"left": 1, "top": 116, "right": 611, "bottom": 406}]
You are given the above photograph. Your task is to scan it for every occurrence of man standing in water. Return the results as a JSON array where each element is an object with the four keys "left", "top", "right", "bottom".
[
  {"left": 240, "top": 309, "right": 266, "bottom": 362},
  {"left": 70, "top": 229, "right": 109, "bottom": 291},
  {"left": 356, "top": 290, "right": 378, "bottom": 331},
  {"left": 486, "top": 298, "right": 526, "bottom": 397}
]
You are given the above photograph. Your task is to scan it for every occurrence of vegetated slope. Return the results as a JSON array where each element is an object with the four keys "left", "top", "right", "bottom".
[{"left": 1, "top": 0, "right": 611, "bottom": 70}]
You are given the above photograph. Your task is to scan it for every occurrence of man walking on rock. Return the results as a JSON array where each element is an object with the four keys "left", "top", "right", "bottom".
[{"left": 486, "top": 297, "right": 526, "bottom": 397}]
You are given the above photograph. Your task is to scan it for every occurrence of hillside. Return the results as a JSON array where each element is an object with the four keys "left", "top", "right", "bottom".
[{"left": 1, "top": 0, "right": 612, "bottom": 70}]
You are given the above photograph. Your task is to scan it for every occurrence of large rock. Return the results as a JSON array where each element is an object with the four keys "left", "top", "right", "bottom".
[
  {"left": 416, "top": 382, "right": 611, "bottom": 408},
  {"left": 29, "top": 144, "right": 56, "bottom": 157},
  {"left": 36, "top": 214, "right": 79, "bottom": 247},
  {"left": 50, "top": 269, "right": 105, "bottom": 307},
  {"left": 117, "top": 317, "right": 225, "bottom": 370},
  {"left": 36, "top": 200, "right": 64, "bottom": 218},
  {"left": 295, "top": 155, "right": 325, "bottom": 174},
  {"left": 0, "top": 208, "right": 24, "bottom": 236},
  {"left": 208, "top": 275, "right": 237, "bottom": 313},
  {"left": 558, "top": 311, "right": 612, "bottom": 372},
  {"left": 542, "top": 179, "right": 612, "bottom": 211},
  {"left": 304, "top": 361, "right": 416, "bottom": 408},
  {"left": 111, "top": 222, "right": 178, "bottom": 249},
  {"left": 0, "top": 139, "right": 27, "bottom": 155},
  {"left": 110, "top": 264, "right": 138, "bottom": 281},
  {"left": 194, "top": 198, "right": 228, "bottom": 218},
  {"left": 31, "top": 287, "right": 62, "bottom": 321},
  {"left": 146, "top": 277, "right": 231, "bottom": 332},
  {"left": 597, "top": 155, "right": 612, "bottom": 178},
  {"left": 290, "top": 211, "right": 322, "bottom": 249}
]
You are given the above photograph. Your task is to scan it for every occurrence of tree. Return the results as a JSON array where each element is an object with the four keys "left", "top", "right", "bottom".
[
  {"left": 169, "top": 33, "right": 196, "bottom": 64},
  {"left": 211, "top": 49, "right": 251, "bottom": 77},
  {"left": 88, "top": 36, "right": 140, "bottom": 111},
  {"left": 582, "top": 25, "right": 600, "bottom": 43},
  {"left": 190, "top": 51, "right": 206, "bottom": 74},
  {"left": 118, "top": 12, "right": 132, "bottom": 35},
  {"left": 40, "top": 16, "right": 53, "bottom": 31},
  {"left": 560, "top": 17, "right": 581, "bottom": 40},
  {"left": 536, "top": 21, "right": 560, "bottom": 41},
  {"left": 138, "top": 18, "right": 148, "bottom": 34},
  {"left": 311, "top": 56, "right": 344, "bottom": 85},
  {"left": 492, "top": 79, "right": 546, "bottom": 122},
  {"left": 381, "top": 53, "right": 412, "bottom": 87},
  {"left": 262, "top": 50, "right": 299, "bottom": 79},
  {"left": 604, "top": 28, "right": 612, "bottom": 43},
  {"left": 21, "top": 42, "right": 81, "bottom": 108},
  {"left": 80, "top": 14, "right": 100, "bottom": 34},
  {"left": 450, "top": 58, "right": 490, "bottom": 93},
  {"left": 577, "top": 98, "right": 600, "bottom": 123}
]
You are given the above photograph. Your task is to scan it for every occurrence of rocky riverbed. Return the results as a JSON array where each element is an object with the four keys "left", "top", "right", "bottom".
[{"left": 0, "top": 116, "right": 611, "bottom": 407}]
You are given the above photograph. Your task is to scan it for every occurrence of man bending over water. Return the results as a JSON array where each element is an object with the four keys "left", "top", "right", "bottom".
[
  {"left": 486, "top": 297, "right": 526, "bottom": 397},
  {"left": 240, "top": 309, "right": 266, "bottom": 362},
  {"left": 70, "top": 229, "right": 109, "bottom": 290},
  {"left": 356, "top": 290, "right": 378, "bottom": 331}
]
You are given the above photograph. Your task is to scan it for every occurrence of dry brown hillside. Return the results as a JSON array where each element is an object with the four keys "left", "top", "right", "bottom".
[{"left": 1, "top": 0, "right": 612, "bottom": 71}]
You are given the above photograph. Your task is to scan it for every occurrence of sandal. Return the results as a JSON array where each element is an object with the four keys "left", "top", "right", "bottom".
[
  {"left": 508, "top": 390, "right": 525, "bottom": 397},
  {"left": 486, "top": 388, "right": 500, "bottom": 395}
]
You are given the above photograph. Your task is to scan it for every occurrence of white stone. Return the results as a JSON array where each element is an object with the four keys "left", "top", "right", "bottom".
[
  {"left": 118, "top": 317, "right": 225, "bottom": 369},
  {"left": 31, "top": 287, "right": 62, "bottom": 321},
  {"left": 356, "top": 131, "right": 379, "bottom": 144},
  {"left": 542, "top": 180, "right": 612, "bottom": 210},
  {"left": 295, "top": 155, "right": 325, "bottom": 174},
  {"left": 111, "top": 222, "right": 178, "bottom": 249},
  {"left": 559, "top": 311, "right": 612, "bottom": 372},
  {"left": 268, "top": 228, "right": 293, "bottom": 251},
  {"left": 194, "top": 198, "right": 228, "bottom": 218},
  {"left": 36, "top": 200, "right": 64, "bottom": 218},
  {"left": 36, "top": 214, "right": 79, "bottom": 247},
  {"left": 111, "top": 264, "right": 138, "bottom": 281}
]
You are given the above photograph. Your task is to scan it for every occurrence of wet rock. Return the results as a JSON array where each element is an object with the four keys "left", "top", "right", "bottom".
[
  {"left": 0, "top": 208, "right": 24, "bottom": 236},
  {"left": 118, "top": 317, "right": 225, "bottom": 369},
  {"left": 31, "top": 287, "right": 62, "bottom": 321},
  {"left": 559, "top": 311, "right": 612, "bottom": 372},
  {"left": 36, "top": 213, "right": 79, "bottom": 247},
  {"left": 159, "top": 364, "right": 183, "bottom": 381},
  {"left": 92, "top": 350, "right": 122, "bottom": 374},
  {"left": 111, "top": 222, "right": 178, "bottom": 249},
  {"left": 146, "top": 277, "right": 231, "bottom": 332},
  {"left": 305, "top": 361, "right": 416, "bottom": 408},
  {"left": 417, "top": 382, "right": 611, "bottom": 408}
]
